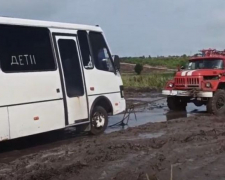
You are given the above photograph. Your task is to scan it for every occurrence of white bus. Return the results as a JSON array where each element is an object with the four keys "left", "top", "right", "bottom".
[{"left": 0, "top": 17, "right": 126, "bottom": 141}]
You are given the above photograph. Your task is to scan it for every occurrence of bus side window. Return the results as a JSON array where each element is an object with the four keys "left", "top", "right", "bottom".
[
  {"left": 77, "top": 30, "right": 93, "bottom": 69},
  {"left": 89, "top": 32, "right": 114, "bottom": 72},
  {"left": 0, "top": 25, "right": 56, "bottom": 73}
]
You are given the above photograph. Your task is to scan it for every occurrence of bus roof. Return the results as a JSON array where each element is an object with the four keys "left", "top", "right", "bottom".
[{"left": 0, "top": 16, "right": 103, "bottom": 32}]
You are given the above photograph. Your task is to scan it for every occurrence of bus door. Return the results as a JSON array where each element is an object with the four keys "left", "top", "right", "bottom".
[{"left": 53, "top": 35, "right": 89, "bottom": 126}]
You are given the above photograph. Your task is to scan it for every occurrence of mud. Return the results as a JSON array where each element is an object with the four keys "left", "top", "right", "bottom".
[{"left": 0, "top": 93, "right": 224, "bottom": 180}]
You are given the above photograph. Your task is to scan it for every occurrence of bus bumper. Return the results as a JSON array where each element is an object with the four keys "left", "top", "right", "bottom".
[{"left": 114, "top": 98, "right": 126, "bottom": 115}]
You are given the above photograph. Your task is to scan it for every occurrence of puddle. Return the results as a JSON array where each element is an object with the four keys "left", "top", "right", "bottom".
[
  {"left": 138, "top": 132, "right": 165, "bottom": 139},
  {"left": 106, "top": 96, "right": 206, "bottom": 133},
  {"left": 122, "top": 132, "right": 165, "bottom": 141}
]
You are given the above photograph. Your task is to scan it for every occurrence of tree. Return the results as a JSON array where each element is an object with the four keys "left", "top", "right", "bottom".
[
  {"left": 181, "top": 54, "right": 187, "bottom": 58},
  {"left": 134, "top": 64, "right": 143, "bottom": 75}
]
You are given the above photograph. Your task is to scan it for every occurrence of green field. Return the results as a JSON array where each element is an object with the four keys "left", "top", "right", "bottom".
[
  {"left": 122, "top": 73, "right": 174, "bottom": 89},
  {"left": 121, "top": 56, "right": 188, "bottom": 69},
  {"left": 121, "top": 56, "right": 188, "bottom": 89}
]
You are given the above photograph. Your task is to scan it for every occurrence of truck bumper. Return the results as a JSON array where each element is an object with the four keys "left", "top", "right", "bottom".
[{"left": 162, "top": 90, "right": 213, "bottom": 98}]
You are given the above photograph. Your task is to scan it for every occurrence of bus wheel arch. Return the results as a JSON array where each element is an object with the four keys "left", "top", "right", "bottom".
[{"left": 90, "top": 96, "right": 113, "bottom": 116}]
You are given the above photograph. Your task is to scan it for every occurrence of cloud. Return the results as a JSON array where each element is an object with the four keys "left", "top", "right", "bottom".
[
  {"left": 0, "top": 0, "right": 70, "bottom": 19},
  {"left": 0, "top": 0, "right": 224, "bottom": 56}
]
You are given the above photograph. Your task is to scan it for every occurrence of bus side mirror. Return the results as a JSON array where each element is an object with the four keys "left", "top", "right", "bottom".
[{"left": 113, "top": 55, "right": 120, "bottom": 71}]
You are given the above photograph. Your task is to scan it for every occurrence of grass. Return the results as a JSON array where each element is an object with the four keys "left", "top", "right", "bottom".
[
  {"left": 121, "top": 57, "right": 188, "bottom": 69},
  {"left": 120, "top": 56, "right": 187, "bottom": 89},
  {"left": 122, "top": 73, "right": 174, "bottom": 89}
]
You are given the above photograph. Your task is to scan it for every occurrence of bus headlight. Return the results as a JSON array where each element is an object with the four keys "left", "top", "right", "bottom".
[
  {"left": 205, "top": 82, "right": 211, "bottom": 88},
  {"left": 120, "top": 85, "right": 124, "bottom": 98}
]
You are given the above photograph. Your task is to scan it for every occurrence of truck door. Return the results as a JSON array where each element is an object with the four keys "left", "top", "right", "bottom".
[{"left": 53, "top": 35, "right": 89, "bottom": 125}]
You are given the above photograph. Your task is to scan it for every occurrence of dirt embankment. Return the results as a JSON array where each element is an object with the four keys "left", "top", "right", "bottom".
[
  {"left": 120, "top": 63, "right": 175, "bottom": 73},
  {"left": 1, "top": 115, "right": 225, "bottom": 180}
]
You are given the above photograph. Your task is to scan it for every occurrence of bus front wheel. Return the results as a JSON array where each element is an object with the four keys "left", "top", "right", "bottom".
[{"left": 90, "top": 106, "right": 108, "bottom": 135}]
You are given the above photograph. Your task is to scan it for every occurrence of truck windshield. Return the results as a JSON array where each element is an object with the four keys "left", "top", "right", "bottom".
[{"left": 187, "top": 59, "right": 224, "bottom": 70}]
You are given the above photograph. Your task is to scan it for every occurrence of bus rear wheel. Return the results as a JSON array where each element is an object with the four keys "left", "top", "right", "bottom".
[
  {"left": 90, "top": 106, "right": 108, "bottom": 135},
  {"left": 167, "top": 96, "right": 187, "bottom": 111}
]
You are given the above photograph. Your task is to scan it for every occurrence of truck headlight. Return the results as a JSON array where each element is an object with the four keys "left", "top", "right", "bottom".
[
  {"left": 205, "top": 82, "right": 211, "bottom": 88},
  {"left": 168, "top": 83, "right": 174, "bottom": 88}
]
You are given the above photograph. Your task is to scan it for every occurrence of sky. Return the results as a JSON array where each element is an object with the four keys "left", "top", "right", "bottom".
[{"left": 0, "top": 0, "right": 224, "bottom": 57}]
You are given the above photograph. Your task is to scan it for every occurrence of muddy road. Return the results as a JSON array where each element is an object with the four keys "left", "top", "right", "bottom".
[{"left": 0, "top": 93, "right": 224, "bottom": 180}]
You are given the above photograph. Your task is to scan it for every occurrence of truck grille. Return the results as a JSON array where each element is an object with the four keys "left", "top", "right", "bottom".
[
  {"left": 175, "top": 77, "right": 200, "bottom": 88},
  {"left": 187, "top": 77, "right": 199, "bottom": 86},
  {"left": 175, "top": 78, "right": 185, "bottom": 86}
]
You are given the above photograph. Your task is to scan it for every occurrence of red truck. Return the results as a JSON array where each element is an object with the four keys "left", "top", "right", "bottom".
[{"left": 162, "top": 49, "right": 225, "bottom": 115}]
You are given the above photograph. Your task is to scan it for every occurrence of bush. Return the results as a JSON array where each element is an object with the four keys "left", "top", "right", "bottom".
[{"left": 134, "top": 64, "right": 143, "bottom": 75}]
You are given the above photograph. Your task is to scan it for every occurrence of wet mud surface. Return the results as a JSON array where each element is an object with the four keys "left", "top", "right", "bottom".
[{"left": 0, "top": 92, "right": 224, "bottom": 180}]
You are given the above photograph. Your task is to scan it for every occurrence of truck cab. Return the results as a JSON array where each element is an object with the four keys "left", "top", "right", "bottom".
[{"left": 162, "top": 49, "right": 225, "bottom": 115}]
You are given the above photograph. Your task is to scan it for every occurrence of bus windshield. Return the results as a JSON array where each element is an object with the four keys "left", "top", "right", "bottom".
[{"left": 187, "top": 59, "right": 224, "bottom": 70}]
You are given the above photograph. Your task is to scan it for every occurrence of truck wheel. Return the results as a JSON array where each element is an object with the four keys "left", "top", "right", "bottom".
[
  {"left": 207, "top": 89, "right": 225, "bottom": 115},
  {"left": 167, "top": 96, "right": 187, "bottom": 111},
  {"left": 90, "top": 106, "right": 108, "bottom": 135}
]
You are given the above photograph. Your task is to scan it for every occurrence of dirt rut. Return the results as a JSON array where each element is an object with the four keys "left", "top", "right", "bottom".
[{"left": 1, "top": 115, "right": 225, "bottom": 180}]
